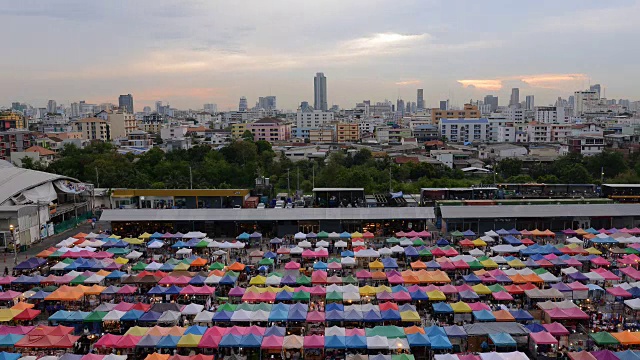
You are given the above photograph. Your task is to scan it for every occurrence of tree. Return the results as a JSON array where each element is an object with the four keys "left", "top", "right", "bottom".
[
  {"left": 537, "top": 174, "right": 560, "bottom": 183},
  {"left": 241, "top": 130, "right": 254, "bottom": 141},
  {"left": 584, "top": 151, "right": 627, "bottom": 181},
  {"left": 506, "top": 175, "right": 534, "bottom": 183},
  {"left": 496, "top": 158, "right": 523, "bottom": 179}
]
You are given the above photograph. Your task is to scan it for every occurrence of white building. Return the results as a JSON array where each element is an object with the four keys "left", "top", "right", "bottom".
[
  {"left": 295, "top": 108, "right": 334, "bottom": 138},
  {"left": 478, "top": 144, "right": 528, "bottom": 160},
  {"left": 439, "top": 118, "right": 489, "bottom": 143},
  {"left": 497, "top": 124, "right": 528, "bottom": 143},
  {"left": 195, "top": 112, "right": 212, "bottom": 125},
  {"left": 501, "top": 107, "right": 526, "bottom": 123},
  {"left": 160, "top": 125, "right": 189, "bottom": 140},
  {"left": 574, "top": 90, "right": 599, "bottom": 116},
  {"left": 535, "top": 106, "right": 567, "bottom": 124},
  {"left": 560, "top": 135, "right": 605, "bottom": 156},
  {"left": 486, "top": 116, "right": 508, "bottom": 143}
]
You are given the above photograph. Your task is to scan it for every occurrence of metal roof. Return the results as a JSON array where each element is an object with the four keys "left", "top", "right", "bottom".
[
  {"left": 100, "top": 207, "right": 435, "bottom": 222},
  {"left": 312, "top": 188, "right": 365, "bottom": 192},
  {"left": 603, "top": 184, "right": 640, "bottom": 188},
  {"left": 0, "top": 164, "right": 77, "bottom": 206},
  {"left": 440, "top": 204, "right": 640, "bottom": 219}
]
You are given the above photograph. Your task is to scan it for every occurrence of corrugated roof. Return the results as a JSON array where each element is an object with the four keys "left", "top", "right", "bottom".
[
  {"left": 440, "top": 204, "right": 640, "bottom": 219},
  {"left": 100, "top": 207, "right": 436, "bottom": 222},
  {"left": 0, "top": 164, "right": 76, "bottom": 205}
]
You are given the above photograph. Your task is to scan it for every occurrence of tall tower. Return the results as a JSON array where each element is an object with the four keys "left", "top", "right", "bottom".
[
  {"left": 509, "top": 88, "right": 520, "bottom": 108},
  {"left": 417, "top": 89, "right": 424, "bottom": 110},
  {"left": 118, "top": 94, "right": 134, "bottom": 113},
  {"left": 525, "top": 95, "right": 535, "bottom": 110},
  {"left": 314, "top": 72, "right": 328, "bottom": 111},
  {"left": 239, "top": 96, "right": 248, "bottom": 112}
]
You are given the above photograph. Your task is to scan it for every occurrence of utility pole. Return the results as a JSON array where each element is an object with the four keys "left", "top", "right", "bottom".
[
  {"left": 95, "top": 167, "right": 100, "bottom": 188},
  {"left": 189, "top": 166, "right": 193, "bottom": 189},
  {"left": 601, "top": 166, "right": 604, "bottom": 183},
  {"left": 9, "top": 224, "right": 16, "bottom": 265},
  {"left": 297, "top": 168, "right": 300, "bottom": 193},
  {"left": 312, "top": 163, "right": 315, "bottom": 189},
  {"left": 389, "top": 165, "right": 392, "bottom": 192},
  {"left": 287, "top": 169, "right": 290, "bottom": 198}
]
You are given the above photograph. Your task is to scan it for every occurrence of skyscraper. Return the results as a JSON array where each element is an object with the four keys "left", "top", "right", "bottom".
[
  {"left": 509, "top": 88, "right": 520, "bottom": 108},
  {"left": 118, "top": 94, "right": 134, "bottom": 113},
  {"left": 239, "top": 96, "right": 248, "bottom": 112},
  {"left": 439, "top": 100, "right": 449, "bottom": 111},
  {"left": 484, "top": 95, "right": 498, "bottom": 112},
  {"left": 257, "top": 96, "right": 277, "bottom": 111},
  {"left": 590, "top": 84, "right": 601, "bottom": 98},
  {"left": 47, "top": 100, "right": 57, "bottom": 114},
  {"left": 525, "top": 95, "right": 535, "bottom": 110},
  {"left": 417, "top": 89, "right": 424, "bottom": 110},
  {"left": 203, "top": 103, "right": 218, "bottom": 114},
  {"left": 396, "top": 99, "right": 405, "bottom": 117},
  {"left": 314, "top": 72, "right": 328, "bottom": 111}
]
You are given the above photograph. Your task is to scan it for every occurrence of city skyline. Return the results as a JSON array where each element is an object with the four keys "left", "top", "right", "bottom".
[{"left": 1, "top": 0, "right": 639, "bottom": 110}]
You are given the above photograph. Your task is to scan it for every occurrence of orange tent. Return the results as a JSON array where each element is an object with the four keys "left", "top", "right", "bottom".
[
  {"left": 416, "top": 271, "right": 432, "bottom": 284},
  {"left": 542, "top": 229, "right": 555, "bottom": 237},
  {"left": 493, "top": 310, "right": 516, "bottom": 322},
  {"left": 611, "top": 331, "right": 640, "bottom": 345},
  {"left": 583, "top": 233, "right": 596, "bottom": 239},
  {"left": 523, "top": 274, "right": 543, "bottom": 283},
  {"left": 531, "top": 229, "right": 544, "bottom": 237},
  {"left": 509, "top": 274, "right": 527, "bottom": 284},
  {"left": 165, "top": 326, "right": 186, "bottom": 336},
  {"left": 11, "top": 303, "right": 34, "bottom": 311},
  {"left": 209, "top": 270, "right": 225, "bottom": 277},
  {"left": 145, "top": 354, "right": 170, "bottom": 360},
  {"left": 84, "top": 285, "right": 106, "bottom": 295},
  {"left": 227, "top": 262, "right": 245, "bottom": 271},
  {"left": 410, "top": 261, "right": 427, "bottom": 270},
  {"left": 46, "top": 286, "right": 85, "bottom": 301},
  {"left": 404, "top": 326, "right": 425, "bottom": 335},
  {"left": 575, "top": 228, "right": 588, "bottom": 236},
  {"left": 371, "top": 271, "right": 387, "bottom": 281},
  {"left": 35, "top": 249, "right": 53, "bottom": 258},
  {"left": 147, "top": 326, "right": 169, "bottom": 336},
  {"left": 75, "top": 232, "right": 88, "bottom": 238},
  {"left": 430, "top": 270, "right": 451, "bottom": 283},
  {"left": 474, "top": 270, "right": 488, "bottom": 276},
  {"left": 190, "top": 258, "right": 208, "bottom": 267},
  {"left": 402, "top": 273, "right": 420, "bottom": 284}
]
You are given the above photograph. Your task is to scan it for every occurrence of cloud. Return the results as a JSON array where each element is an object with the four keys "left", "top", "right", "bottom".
[
  {"left": 395, "top": 80, "right": 422, "bottom": 86},
  {"left": 341, "top": 33, "right": 430, "bottom": 53},
  {"left": 458, "top": 73, "right": 588, "bottom": 91},
  {"left": 535, "top": 3, "right": 640, "bottom": 34}
]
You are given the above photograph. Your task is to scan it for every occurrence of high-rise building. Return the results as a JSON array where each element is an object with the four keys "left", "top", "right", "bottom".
[
  {"left": 509, "top": 88, "right": 520, "bottom": 107},
  {"left": 257, "top": 96, "right": 277, "bottom": 111},
  {"left": 155, "top": 101, "right": 163, "bottom": 113},
  {"left": 417, "top": 89, "right": 424, "bottom": 110},
  {"left": 314, "top": 72, "right": 328, "bottom": 111},
  {"left": 574, "top": 90, "right": 599, "bottom": 116},
  {"left": 47, "top": 100, "right": 57, "bottom": 114},
  {"left": 439, "top": 100, "right": 449, "bottom": 111},
  {"left": 118, "top": 94, "right": 134, "bottom": 113},
  {"left": 143, "top": 106, "right": 152, "bottom": 115},
  {"left": 70, "top": 102, "right": 80, "bottom": 118},
  {"left": 239, "top": 96, "right": 248, "bottom": 112},
  {"left": 396, "top": 99, "right": 405, "bottom": 117},
  {"left": 411, "top": 102, "right": 417, "bottom": 114},
  {"left": 405, "top": 102, "right": 411, "bottom": 114},
  {"left": 484, "top": 95, "right": 498, "bottom": 112},
  {"left": 590, "top": 84, "right": 601, "bottom": 98},
  {"left": 525, "top": 95, "right": 535, "bottom": 110},
  {"left": 203, "top": 103, "right": 218, "bottom": 114}
]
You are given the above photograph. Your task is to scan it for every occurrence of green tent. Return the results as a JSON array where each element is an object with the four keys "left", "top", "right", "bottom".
[
  {"left": 625, "top": 247, "right": 640, "bottom": 254},
  {"left": 258, "top": 258, "right": 274, "bottom": 266},
  {"left": 84, "top": 311, "right": 108, "bottom": 322},
  {"left": 342, "top": 275, "right": 358, "bottom": 284},
  {"left": 253, "top": 303, "right": 272, "bottom": 312},
  {"left": 328, "top": 258, "right": 341, "bottom": 263},
  {"left": 217, "top": 303, "right": 237, "bottom": 312},
  {"left": 326, "top": 291, "right": 342, "bottom": 301},
  {"left": 107, "top": 248, "right": 130, "bottom": 255},
  {"left": 61, "top": 258, "right": 74, "bottom": 264},
  {"left": 269, "top": 272, "right": 283, "bottom": 278},
  {"left": 487, "top": 284, "right": 506, "bottom": 293},
  {"left": 226, "top": 271, "right": 239, "bottom": 278},
  {"left": 477, "top": 256, "right": 490, "bottom": 262},
  {"left": 533, "top": 268, "right": 548, "bottom": 275},
  {"left": 418, "top": 249, "right": 432, "bottom": 257},
  {"left": 209, "top": 262, "right": 225, "bottom": 270},
  {"left": 317, "top": 231, "right": 329, "bottom": 239},
  {"left": 296, "top": 275, "right": 311, "bottom": 285},
  {"left": 392, "top": 355, "right": 415, "bottom": 360},
  {"left": 236, "top": 303, "right": 254, "bottom": 311},
  {"left": 365, "top": 326, "right": 406, "bottom": 338},
  {"left": 70, "top": 275, "right": 87, "bottom": 285},
  {"left": 590, "top": 332, "right": 620, "bottom": 345},
  {"left": 412, "top": 238, "right": 425, "bottom": 246},
  {"left": 43, "top": 285, "right": 58, "bottom": 292},
  {"left": 450, "top": 230, "right": 464, "bottom": 237},
  {"left": 166, "top": 258, "right": 181, "bottom": 265},
  {"left": 292, "top": 291, "right": 310, "bottom": 302},
  {"left": 386, "top": 237, "right": 400, "bottom": 244},
  {"left": 131, "top": 262, "right": 147, "bottom": 271},
  {"left": 195, "top": 240, "right": 209, "bottom": 248},
  {"left": 48, "top": 250, "right": 65, "bottom": 258},
  {"left": 466, "top": 260, "right": 484, "bottom": 270}
]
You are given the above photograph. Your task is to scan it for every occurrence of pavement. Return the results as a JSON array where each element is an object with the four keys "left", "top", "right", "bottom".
[{"left": 0, "top": 220, "right": 111, "bottom": 273}]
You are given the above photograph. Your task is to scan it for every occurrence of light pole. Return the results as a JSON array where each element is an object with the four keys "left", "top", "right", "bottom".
[{"left": 9, "top": 224, "right": 16, "bottom": 266}]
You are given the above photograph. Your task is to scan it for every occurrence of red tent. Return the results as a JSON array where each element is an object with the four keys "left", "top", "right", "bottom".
[
  {"left": 13, "top": 309, "right": 41, "bottom": 321},
  {"left": 113, "top": 335, "right": 142, "bottom": 349}
]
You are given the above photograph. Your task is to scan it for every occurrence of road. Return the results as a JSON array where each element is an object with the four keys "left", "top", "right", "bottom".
[{"left": 0, "top": 220, "right": 111, "bottom": 273}]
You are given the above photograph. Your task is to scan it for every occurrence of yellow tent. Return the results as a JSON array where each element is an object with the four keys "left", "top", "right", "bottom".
[
  {"left": 0, "top": 309, "right": 21, "bottom": 322},
  {"left": 177, "top": 334, "right": 202, "bottom": 347},
  {"left": 507, "top": 259, "right": 525, "bottom": 268},
  {"left": 108, "top": 235, "right": 122, "bottom": 239},
  {"left": 249, "top": 276, "right": 267, "bottom": 286},
  {"left": 376, "top": 285, "right": 392, "bottom": 294},
  {"left": 472, "top": 239, "right": 487, "bottom": 247},
  {"left": 124, "top": 237, "right": 144, "bottom": 245},
  {"left": 264, "top": 286, "right": 281, "bottom": 293},
  {"left": 173, "top": 263, "right": 190, "bottom": 271},
  {"left": 585, "top": 247, "right": 602, "bottom": 255},
  {"left": 400, "top": 310, "right": 421, "bottom": 322},
  {"left": 369, "top": 260, "right": 384, "bottom": 270},
  {"left": 451, "top": 301, "right": 472, "bottom": 313},
  {"left": 480, "top": 259, "right": 498, "bottom": 269},
  {"left": 472, "top": 284, "right": 492, "bottom": 295},
  {"left": 281, "top": 286, "right": 295, "bottom": 293},
  {"left": 426, "top": 290, "right": 446, "bottom": 301},
  {"left": 125, "top": 326, "right": 150, "bottom": 336},
  {"left": 114, "top": 257, "right": 129, "bottom": 265},
  {"left": 139, "top": 232, "right": 152, "bottom": 239},
  {"left": 359, "top": 286, "right": 376, "bottom": 296}
]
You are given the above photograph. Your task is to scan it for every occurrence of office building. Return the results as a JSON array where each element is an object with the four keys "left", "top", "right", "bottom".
[
  {"left": 439, "top": 118, "right": 489, "bottom": 143},
  {"left": 417, "top": 89, "right": 424, "bottom": 110},
  {"left": 411, "top": 102, "right": 417, "bottom": 114},
  {"left": 484, "top": 95, "right": 498, "bottom": 112},
  {"left": 525, "top": 95, "right": 535, "bottom": 110},
  {"left": 203, "top": 103, "right": 218, "bottom": 114},
  {"left": 118, "top": 94, "right": 134, "bottom": 113},
  {"left": 314, "top": 72, "right": 328, "bottom": 111},
  {"left": 590, "top": 84, "right": 601, "bottom": 98},
  {"left": 47, "top": 100, "right": 57, "bottom": 114},
  {"left": 431, "top": 104, "right": 480, "bottom": 124},
  {"left": 396, "top": 99, "right": 405, "bottom": 117},
  {"left": 535, "top": 106, "right": 566, "bottom": 124},
  {"left": 574, "top": 90, "right": 599, "bottom": 116},
  {"left": 257, "top": 96, "right": 277, "bottom": 111},
  {"left": 439, "top": 100, "right": 449, "bottom": 111},
  {"left": 509, "top": 88, "right": 520, "bottom": 107},
  {"left": 295, "top": 108, "right": 334, "bottom": 138},
  {"left": 75, "top": 118, "right": 111, "bottom": 141},
  {"left": 239, "top": 97, "right": 248, "bottom": 112},
  {"left": 336, "top": 123, "right": 360, "bottom": 143}
]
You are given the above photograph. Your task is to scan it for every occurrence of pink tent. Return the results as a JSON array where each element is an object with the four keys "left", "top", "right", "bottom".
[
  {"left": 590, "top": 257, "right": 611, "bottom": 267},
  {"left": 377, "top": 292, "right": 394, "bottom": 301},
  {"left": 246, "top": 325, "right": 266, "bottom": 336},
  {"left": 456, "top": 284, "right": 474, "bottom": 293},
  {"left": 492, "top": 291, "right": 514, "bottom": 301},
  {"left": 117, "top": 285, "right": 138, "bottom": 294},
  {"left": 227, "top": 326, "right": 250, "bottom": 336},
  {"left": 327, "top": 262, "right": 341, "bottom": 270},
  {"left": 439, "top": 261, "right": 456, "bottom": 271},
  {"left": 93, "top": 334, "right": 122, "bottom": 348},
  {"left": 261, "top": 335, "right": 283, "bottom": 350},
  {"left": 440, "top": 285, "right": 458, "bottom": 294},
  {"left": 406, "top": 231, "right": 419, "bottom": 237},
  {"left": 395, "top": 231, "right": 407, "bottom": 237},
  {"left": 158, "top": 276, "right": 177, "bottom": 285},
  {"left": 93, "top": 251, "right": 114, "bottom": 259},
  {"left": 309, "top": 285, "right": 326, "bottom": 296},
  {"left": 542, "top": 322, "right": 570, "bottom": 336},
  {"left": 356, "top": 270, "right": 372, "bottom": 279},
  {"left": 468, "top": 302, "right": 491, "bottom": 311},
  {"left": 284, "top": 261, "right": 300, "bottom": 270},
  {"left": 362, "top": 231, "right": 375, "bottom": 239},
  {"left": 0, "top": 277, "right": 16, "bottom": 285},
  {"left": 197, "top": 285, "right": 216, "bottom": 295},
  {"left": 631, "top": 227, "right": 640, "bottom": 235},
  {"left": 113, "top": 335, "right": 142, "bottom": 349},
  {"left": 301, "top": 250, "right": 316, "bottom": 258},
  {"left": 566, "top": 282, "right": 589, "bottom": 291},
  {"left": 346, "top": 328, "right": 365, "bottom": 336},
  {"left": 180, "top": 285, "right": 200, "bottom": 295},
  {"left": 306, "top": 311, "right": 325, "bottom": 322},
  {"left": 387, "top": 274, "right": 404, "bottom": 285},
  {"left": 417, "top": 230, "right": 431, "bottom": 238},
  {"left": 114, "top": 302, "right": 134, "bottom": 311},
  {"left": 277, "top": 247, "right": 290, "bottom": 254},
  {"left": 203, "top": 326, "right": 228, "bottom": 337},
  {"left": 303, "top": 335, "right": 325, "bottom": 348},
  {"left": 392, "top": 291, "right": 412, "bottom": 302},
  {"left": 311, "top": 271, "right": 327, "bottom": 284},
  {"left": 592, "top": 268, "right": 621, "bottom": 281},
  {"left": 598, "top": 228, "right": 612, "bottom": 234},
  {"left": 228, "top": 287, "right": 245, "bottom": 297},
  {"left": 197, "top": 332, "right": 221, "bottom": 348},
  {"left": 620, "top": 266, "right": 640, "bottom": 280},
  {"left": 0, "top": 326, "right": 33, "bottom": 335},
  {"left": 530, "top": 331, "right": 559, "bottom": 345},
  {"left": 607, "top": 287, "right": 632, "bottom": 298},
  {"left": 0, "top": 291, "right": 22, "bottom": 301},
  {"left": 563, "top": 258, "right": 583, "bottom": 267}
]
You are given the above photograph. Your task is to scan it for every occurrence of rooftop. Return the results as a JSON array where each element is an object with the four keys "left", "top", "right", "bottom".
[
  {"left": 440, "top": 204, "right": 640, "bottom": 219},
  {"left": 25, "top": 146, "right": 55, "bottom": 156},
  {"left": 439, "top": 118, "right": 489, "bottom": 125}
]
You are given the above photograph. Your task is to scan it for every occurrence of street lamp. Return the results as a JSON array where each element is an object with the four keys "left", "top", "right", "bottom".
[{"left": 8, "top": 224, "right": 16, "bottom": 265}]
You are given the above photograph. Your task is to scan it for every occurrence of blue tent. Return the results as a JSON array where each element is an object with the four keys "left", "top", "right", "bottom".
[
  {"left": 509, "top": 309, "right": 534, "bottom": 321},
  {"left": 489, "top": 332, "right": 516, "bottom": 347},
  {"left": 591, "top": 237, "right": 618, "bottom": 244},
  {"left": 326, "top": 303, "right": 344, "bottom": 312},
  {"left": 429, "top": 335, "right": 452, "bottom": 349},
  {"left": 404, "top": 246, "right": 419, "bottom": 257},
  {"left": 443, "top": 325, "right": 466, "bottom": 338},
  {"left": 363, "top": 310, "right": 382, "bottom": 322},
  {"left": 280, "top": 275, "right": 297, "bottom": 286},
  {"left": 503, "top": 236, "right": 522, "bottom": 246},
  {"left": 67, "top": 311, "right": 90, "bottom": 321},
  {"left": 287, "top": 308, "right": 307, "bottom": 322},
  {"left": 508, "top": 228, "right": 521, "bottom": 235},
  {"left": 264, "top": 326, "right": 286, "bottom": 337},
  {"left": 495, "top": 275, "right": 513, "bottom": 284},
  {"left": 629, "top": 287, "right": 640, "bottom": 298},
  {"left": 219, "top": 274, "right": 237, "bottom": 285},
  {"left": 587, "top": 284, "right": 604, "bottom": 291},
  {"left": 381, "top": 310, "right": 401, "bottom": 321},
  {"left": 163, "top": 285, "right": 183, "bottom": 295},
  {"left": 239, "top": 334, "right": 263, "bottom": 348},
  {"left": 156, "top": 335, "right": 180, "bottom": 348},
  {"left": 137, "top": 335, "right": 162, "bottom": 348},
  {"left": 432, "top": 303, "right": 453, "bottom": 314},
  {"left": 473, "top": 310, "right": 496, "bottom": 322},
  {"left": 212, "top": 311, "right": 233, "bottom": 322},
  {"left": 150, "top": 232, "right": 164, "bottom": 239},
  {"left": 12, "top": 275, "right": 41, "bottom": 285},
  {"left": 425, "top": 260, "right": 440, "bottom": 269},
  {"left": 343, "top": 309, "right": 363, "bottom": 322},
  {"left": 407, "top": 333, "right": 430, "bottom": 347},
  {"left": 139, "top": 311, "right": 161, "bottom": 322},
  {"left": 325, "top": 335, "right": 347, "bottom": 349},
  {"left": 462, "top": 230, "right": 475, "bottom": 237},
  {"left": 29, "top": 290, "right": 50, "bottom": 300},
  {"left": 425, "top": 326, "right": 447, "bottom": 337},
  {"left": 459, "top": 290, "right": 479, "bottom": 300},
  {"left": 382, "top": 258, "right": 398, "bottom": 269},
  {"left": 345, "top": 335, "right": 367, "bottom": 349},
  {"left": 275, "top": 291, "right": 293, "bottom": 302},
  {"left": 313, "top": 261, "right": 328, "bottom": 270},
  {"left": 121, "top": 310, "right": 145, "bottom": 321},
  {"left": 0, "top": 352, "right": 21, "bottom": 360},
  {"left": 189, "top": 275, "right": 207, "bottom": 285},
  {"left": 0, "top": 335, "right": 23, "bottom": 347},
  {"left": 264, "top": 251, "right": 277, "bottom": 259},
  {"left": 105, "top": 270, "right": 126, "bottom": 279},
  {"left": 171, "top": 241, "right": 187, "bottom": 249},
  {"left": 462, "top": 274, "right": 481, "bottom": 284},
  {"left": 14, "top": 258, "right": 46, "bottom": 270},
  {"left": 268, "top": 308, "right": 289, "bottom": 322},
  {"left": 496, "top": 229, "right": 510, "bottom": 236},
  {"left": 236, "top": 232, "right": 250, "bottom": 241},
  {"left": 49, "top": 310, "right": 72, "bottom": 322},
  {"left": 341, "top": 250, "right": 354, "bottom": 257},
  {"left": 159, "top": 263, "right": 175, "bottom": 271},
  {"left": 147, "top": 286, "right": 166, "bottom": 295},
  {"left": 436, "top": 239, "right": 449, "bottom": 246},
  {"left": 525, "top": 323, "right": 546, "bottom": 333},
  {"left": 325, "top": 310, "right": 344, "bottom": 321},
  {"left": 184, "top": 325, "right": 208, "bottom": 335},
  {"left": 392, "top": 285, "right": 408, "bottom": 293},
  {"left": 219, "top": 334, "right": 242, "bottom": 347},
  {"left": 340, "top": 232, "right": 351, "bottom": 239},
  {"left": 410, "top": 290, "right": 428, "bottom": 301},
  {"left": 615, "top": 350, "right": 640, "bottom": 360}
]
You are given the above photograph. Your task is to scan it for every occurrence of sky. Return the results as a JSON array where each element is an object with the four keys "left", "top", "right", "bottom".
[{"left": 1, "top": 0, "right": 639, "bottom": 111}]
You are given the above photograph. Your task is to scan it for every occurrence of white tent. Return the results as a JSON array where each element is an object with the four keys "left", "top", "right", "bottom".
[
  {"left": 125, "top": 250, "right": 143, "bottom": 260},
  {"left": 231, "top": 242, "right": 245, "bottom": 249},
  {"left": 283, "top": 335, "right": 304, "bottom": 349},
  {"left": 484, "top": 230, "right": 499, "bottom": 238},
  {"left": 366, "top": 336, "right": 388, "bottom": 350},
  {"left": 147, "top": 241, "right": 165, "bottom": 249},
  {"left": 334, "top": 240, "right": 348, "bottom": 248},
  {"left": 298, "top": 240, "right": 312, "bottom": 248},
  {"left": 84, "top": 274, "right": 105, "bottom": 284},
  {"left": 102, "top": 310, "right": 126, "bottom": 322},
  {"left": 390, "top": 245, "right": 404, "bottom": 253},
  {"left": 85, "top": 232, "right": 99, "bottom": 239},
  {"left": 341, "top": 257, "right": 356, "bottom": 266},
  {"left": 378, "top": 248, "right": 392, "bottom": 256},
  {"left": 194, "top": 310, "right": 214, "bottom": 323},
  {"left": 352, "top": 240, "right": 365, "bottom": 247},
  {"left": 316, "top": 240, "right": 329, "bottom": 247},
  {"left": 51, "top": 262, "right": 69, "bottom": 270},
  {"left": 294, "top": 232, "right": 307, "bottom": 240},
  {"left": 252, "top": 310, "right": 270, "bottom": 322},
  {"left": 355, "top": 249, "right": 379, "bottom": 258},
  {"left": 231, "top": 309, "right": 252, "bottom": 322},
  {"left": 207, "top": 241, "right": 221, "bottom": 248},
  {"left": 399, "top": 239, "right": 413, "bottom": 247},
  {"left": 468, "top": 248, "right": 485, "bottom": 256},
  {"left": 176, "top": 248, "right": 193, "bottom": 256},
  {"left": 205, "top": 275, "right": 222, "bottom": 285},
  {"left": 387, "top": 338, "right": 410, "bottom": 350},
  {"left": 146, "top": 262, "right": 163, "bottom": 271},
  {"left": 183, "top": 231, "right": 206, "bottom": 239},
  {"left": 490, "top": 256, "right": 507, "bottom": 264},
  {"left": 56, "top": 238, "right": 77, "bottom": 248},
  {"left": 561, "top": 267, "right": 579, "bottom": 275},
  {"left": 480, "top": 235, "right": 496, "bottom": 243},
  {"left": 213, "top": 250, "right": 227, "bottom": 256},
  {"left": 434, "top": 355, "right": 460, "bottom": 360},
  {"left": 565, "top": 237, "right": 583, "bottom": 244},
  {"left": 538, "top": 272, "right": 561, "bottom": 283},
  {"left": 624, "top": 298, "right": 640, "bottom": 310},
  {"left": 326, "top": 284, "right": 343, "bottom": 293},
  {"left": 266, "top": 276, "right": 281, "bottom": 286},
  {"left": 182, "top": 303, "right": 205, "bottom": 315},
  {"left": 342, "top": 292, "right": 360, "bottom": 302},
  {"left": 328, "top": 232, "right": 340, "bottom": 239},
  {"left": 583, "top": 272, "right": 605, "bottom": 281},
  {"left": 325, "top": 326, "right": 346, "bottom": 337},
  {"left": 157, "top": 310, "right": 182, "bottom": 324}
]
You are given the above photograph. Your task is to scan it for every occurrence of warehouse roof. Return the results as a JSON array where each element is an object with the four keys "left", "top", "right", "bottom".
[
  {"left": 440, "top": 204, "right": 640, "bottom": 219},
  {"left": 0, "top": 161, "right": 77, "bottom": 206}
]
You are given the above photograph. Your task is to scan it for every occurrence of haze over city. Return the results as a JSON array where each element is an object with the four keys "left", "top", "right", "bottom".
[{"left": 2, "top": 0, "right": 639, "bottom": 110}]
